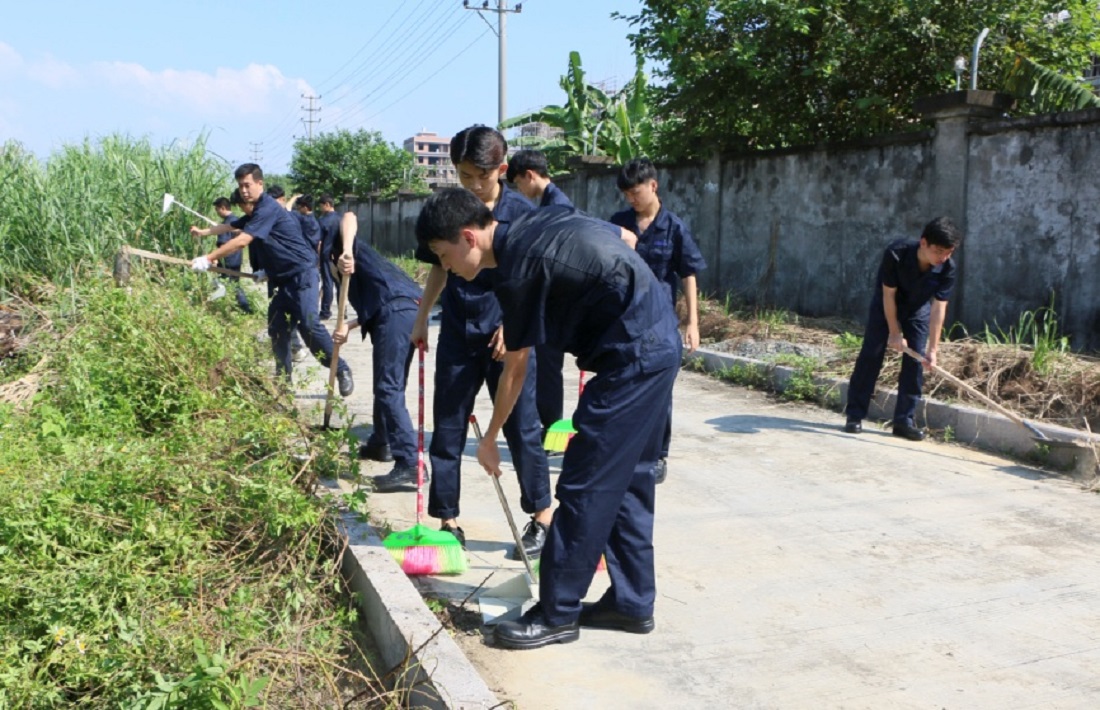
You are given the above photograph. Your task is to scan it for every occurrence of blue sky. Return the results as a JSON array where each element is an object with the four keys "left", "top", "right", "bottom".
[{"left": 0, "top": 0, "right": 645, "bottom": 174}]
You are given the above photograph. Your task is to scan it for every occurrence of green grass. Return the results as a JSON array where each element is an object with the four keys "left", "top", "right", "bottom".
[{"left": 973, "top": 293, "right": 1069, "bottom": 376}]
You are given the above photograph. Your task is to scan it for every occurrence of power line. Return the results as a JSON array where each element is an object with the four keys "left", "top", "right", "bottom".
[
  {"left": 313, "top": 3, "right": 406, "bottom": 94},
  {"left": 463, "top": 0, "right": 523, "bottom": 125},
  {"left": 301, "top": 94, "right": 322, "bottom": 144}
]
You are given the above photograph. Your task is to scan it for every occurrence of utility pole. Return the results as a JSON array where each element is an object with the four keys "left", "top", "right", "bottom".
[
  {"left": 301, "top": 94, "right": 322, "bottom": 144},
  {"left": 249, "top": 142, "right": 263, "bottom": 162},
  {"left": 464, "top": 1, "right": 522, "bottom": 126}
]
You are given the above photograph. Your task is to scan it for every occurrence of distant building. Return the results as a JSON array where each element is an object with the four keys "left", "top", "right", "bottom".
[
  {"left": 518, "top": 121, "right": 564, "bottom": 142},
  {"left": 403, "top": 132, "right": 456, "bottom": 187}
]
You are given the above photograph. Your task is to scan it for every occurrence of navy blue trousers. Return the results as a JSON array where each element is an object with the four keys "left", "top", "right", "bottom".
[
  {"left": 363, "top": 301, "right": 418, "bottom": 468},
  {"left": 319, "top": 257, "right": 335, "bottom": 317},
  {"left": 845, "top": 305, "right": 929, "bottom": 426},
  {"left": 268, "top": 269, "right": 347, "bottom": 380},
  {"left": 539, "top": 359, "right": 679, "bottom": 627},
  {"left": 535, "top": 344, "right": 565, "bottom": 430},
  {"left": 427, "top": 328, "right": 551, "bottom": 519}
]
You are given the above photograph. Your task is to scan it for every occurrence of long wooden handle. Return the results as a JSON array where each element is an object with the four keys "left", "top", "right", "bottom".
[
  {"left": 322, "top": 270, "right": 351, "bottom": 428},
  {"left": 901, "top": 345, "right": 1048, "bottom": 440},
  {"left": 125, "top": 246, "right": 256, "bottom": 280}
]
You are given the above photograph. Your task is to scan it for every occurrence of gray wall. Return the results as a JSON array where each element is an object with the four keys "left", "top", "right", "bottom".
[{"left": 352, "top": 98, "right": 1100, "bottom": 350}]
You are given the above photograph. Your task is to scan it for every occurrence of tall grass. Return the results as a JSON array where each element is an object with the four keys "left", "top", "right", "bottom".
[
  {"left": 0, "top": 135, "right": 232, "bottom": 289},
  {"left": 977, "top": 293, "right": 1069, "bottom": 375}
]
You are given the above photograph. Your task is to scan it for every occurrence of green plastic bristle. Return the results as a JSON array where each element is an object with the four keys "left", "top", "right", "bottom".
[
  {"left": 384, "top": 524, "right": 467, "bottom": 575},
  {"left": 543, "top": 418, "right": 576, "bottom": 453}
]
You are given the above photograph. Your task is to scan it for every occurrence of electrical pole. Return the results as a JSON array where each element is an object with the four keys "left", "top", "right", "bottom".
[
  {"left": 301, "top": 94, "right": 322, "bottom": 144},
  {"left": 249, "top": 142, "right": 263, "bottom": 162},
  {"left": 464, "top": 1, "right": 522, "bottom": 126}
]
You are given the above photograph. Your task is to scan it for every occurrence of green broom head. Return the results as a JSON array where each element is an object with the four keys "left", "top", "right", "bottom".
[
  {"left": 543, "top": 418, "right": 576, "bottom": 453},
  {"left": 384, "top": 524, "right": 467, "bottom": 575}
]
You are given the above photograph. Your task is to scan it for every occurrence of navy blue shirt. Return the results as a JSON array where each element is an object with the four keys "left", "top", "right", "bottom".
[
  {"left": 217, "top": 213, "right": 243, "bottom": 270},
  {"left": 318, "top": 211, "right": 341, "bottom": 258},
  {"left": 539, "top": 182, "right": 573, "bottom": 208},
  {"left": 493, "top": 206, "right": 681, "bottom": 374},
  {"left": 345, "top": 239, "right": 422, "bottom": 330},
  {"left": 872, "top": 239, "right": 956, "bottom": 318},
  {"left": 296, "top": 212, "right": 321, "bottom": 257},
  {"left": 231, "top": 193, "right": 313, "bottom": 282},
  {"left": 416, "top": 183, "right": 536, "bottom": 342},
  {"left": 610, "top": 205, "right": 707, "bottom": 306}
]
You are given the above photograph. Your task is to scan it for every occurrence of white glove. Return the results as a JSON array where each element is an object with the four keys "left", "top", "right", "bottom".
[
  {"left": 191, "top": 255, "right": 211, "bottom": 272},
  {"left": 253, "top": 269, "right": 268, "bottom": 283}
]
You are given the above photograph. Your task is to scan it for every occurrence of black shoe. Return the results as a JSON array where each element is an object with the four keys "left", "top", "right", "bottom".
[
  {"left": 337, "top": 368, "right": 354, "bottom": 397},
  {"left": 892, "top": 422, "right": 925, "bottom": 442},
  {"left": 844, "top": 420, "right": 862, "bottom": 434},
  {"left": 493, "top": 604, "right": 580, "bottom": 650},
  {"left": 579, "top": 601, "right": 655, "bottom": 634},
  {"left": 652, "top": 458, "right": 667, "bottom": 484},
  {"left": 440, "top": 523, "right": 466, "bottom": 549},
  {"left": 371, "top": 464, "right": 419, "bottom": 492},
  {"left": 358, "top": 442, "right": 394, "bottom": 462},
  {"left": 319, "top": 312, "right": 332, "bottom": 320},
  {"left": 512, "top": 519, "right": 548, "bottom": 560}
]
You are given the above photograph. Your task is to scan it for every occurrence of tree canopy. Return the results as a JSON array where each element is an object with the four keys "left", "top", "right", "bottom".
[
  {"left": 288, "top": 129, "right": 423, "bottom": 200},
  {"left": 618, "top": 0, "right": 1100, "bottom": 159}
]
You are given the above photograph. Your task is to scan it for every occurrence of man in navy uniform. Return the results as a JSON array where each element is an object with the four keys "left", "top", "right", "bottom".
[
  {"left": 316, "top": 194, "right": 341, "bottom": 320},
  {"left": 331, "top": 212, "right": 422, "bottom": 484},
  {"left": 844, "top": 216, "right": 961, "bottom": 440},
  {"left": 408, "top": 125, "right": 552, "bottom": 561},
  {"left": 190, "top": 164, "right": 353, "bottom": 395},
  {"left": 293, "top": 194, "right": 322, "bottom": 256},
  {"left": 208, "top": 196, "right": 253, "bottom": 313},
  {"left": 416, "top": 188, "right": 681, "bottom": 650}
]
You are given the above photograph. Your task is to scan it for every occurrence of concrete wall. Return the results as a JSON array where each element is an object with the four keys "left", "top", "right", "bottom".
[{"left": 354, "top": 98, "right": 1100, "bottom": 350}]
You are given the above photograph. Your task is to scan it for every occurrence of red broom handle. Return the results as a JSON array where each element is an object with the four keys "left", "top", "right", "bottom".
[
  {"left": 578, "top": 369, "right": 586, "bottom": 397},
  {"left": 416, "top": 341, "right": 425, "bottom": 525}
]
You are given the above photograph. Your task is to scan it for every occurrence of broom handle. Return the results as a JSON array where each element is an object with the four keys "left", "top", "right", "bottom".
[
  {"left": 172, "top": 200, "right": 220, "bottom": 226},
  {"left": 125, "top": 246, "right": 256, "bottom": 280},
  {"left": 322, "top": 270, "right": 350, "bottom": 428},
  {"left": 416, "top": 342, "right": 426, "bottom": 525},
  {"left": 578, "top": 369, "right": 585, "bottom": 397},
  {"left": 900, "top": 344, "right": 1049, "bottom": 440},
  {"left": 469, "top": 415, "right": 537, "bottom": 584}
]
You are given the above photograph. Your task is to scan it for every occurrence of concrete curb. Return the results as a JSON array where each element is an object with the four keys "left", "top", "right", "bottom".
[
  {"left": 334, "top": 503, "right": 500, "bottom": 709},
  {"left": 688, "top": 346, "right": 1100, "bottom": 480}
]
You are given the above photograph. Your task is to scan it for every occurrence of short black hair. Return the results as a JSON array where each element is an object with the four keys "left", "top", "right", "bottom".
[
  {"left": 450, "top": 125, "right": 507, "bottom": 170},
  {"left": 506, "top": 149, "right": 550, "bottom": 183},
  {"left": 921, "top": 216, "right": 963, "bottom": 249},
  {"left": 229, "top": 188, "right": 244, "bottom": 205},
  {"left": 616, "top": 157, "right": 658, "bottom": 190},
  {"left": 234, "top": 163, "right": 263, "bottom": 182},
  {"left": 213, "top": 197, "right": 231, "bottom": 210},
  {"left": 297, "top": 194, "right": 314, "bottom": 210},
  {"left": 415, "top": 188, "right": 494, "bottom": 247},
  {"left": 266, "top": 184, "right": 285, "bottom": 200},
  {"left": 319, "top": 193, "right": 335, "bottom": 206}
]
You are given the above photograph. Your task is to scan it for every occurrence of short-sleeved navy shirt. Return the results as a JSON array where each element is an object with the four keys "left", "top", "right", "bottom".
[
  {"left": 493, "top": 206, "right": 681, "bottom": 374},
  {"left": 415, "top": 183, "right": 536, "bottom": 342},
  {"left": 230, "top": 193, "right": 313, "bottom": 282},
  {"left": 217, "top": 213, "right": 243, "bottom": 270},
  {"left": 610, "top": 205, "right": 707, "bottom": 306},
  {"left": 344, "top": 239, "right": 422, "bottom": 330},
  {"left": 318, "top": 211, "right": 341, "bottom": 258},
  {"left": 539, "top": 182, "right": 573, "bottom": 208},
  {"left": 872, "top": 238, "right": 956, "bottom": 318}
]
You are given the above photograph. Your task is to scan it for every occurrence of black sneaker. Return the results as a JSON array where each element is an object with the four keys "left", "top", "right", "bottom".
[
  {"left": 892, "top": 422, "right": 925, "bottom": 441},
  {"left": 337, "top": 368, "right": 354, "bottom": 397},
  {"left": 512, "top": 519, "right": 549, "bottom": 560},
  {"left": 653, "top": 458, "right": 668, "bottom": 484},
  {"left": 371, "top": 463, "right": 419, "bottom": 492},
  {"left": 441, "top": 523, "right": 466, "bottom": 549},
  {"left": 358, "top": 442, "right": 394, "bottom": 462},
  {"left": 844, "top": 420, "right": 862, "bottom": 434}
]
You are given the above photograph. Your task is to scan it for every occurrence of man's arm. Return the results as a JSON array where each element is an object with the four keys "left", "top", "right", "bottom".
[
  {"left": 925, "top": 299, "right": 949, "bottom": 368},
  {"left": 682, "top": 273, "right": 699, "bottom": 354},
  {"left": 476, "top": 347, "right": 531, "bottom": 478},
  {"left": 410, "top": 265, "right": 447, "bottom": 349},
  {"left": 619, "top": 226, "right": 638, "bottom": 250},
  {"left": 191, "top": 223, "right": 233, "bottom": 238},
  {"left": 204, "top": 232, "right": 254, "bottom": 262},
  {"left": 882, "top": 285, "right": 905, "bottom": 353}
]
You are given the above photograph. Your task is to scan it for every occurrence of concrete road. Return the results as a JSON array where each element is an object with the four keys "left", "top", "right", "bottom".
[{"left": 299, "top": 315, "right": 1100, "bottom": 710}]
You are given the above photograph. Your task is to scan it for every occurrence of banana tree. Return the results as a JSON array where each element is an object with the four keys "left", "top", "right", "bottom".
[{"left": 1002, "top": 54, "right": 1100, "bottom": 113}]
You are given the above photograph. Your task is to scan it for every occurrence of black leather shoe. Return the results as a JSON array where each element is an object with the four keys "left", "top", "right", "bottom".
[
  {"left": 844, "top": 420, "right": 862, "bottom": 434},
  {"left": 653, "top": 457, "right": 668, "bottom": 484},
  {"left": 358, "top": 442, "right": 394, "bottom": 462},
  {"left": 337, "top": 368, "right": 354, "bottom": 397},
  {"left": 579, "top": 601, "right": 655, "bottom": 634},
  {"left": 440, "top": 523, "right": 466, "bottom": 549},
  {"left": 371, "top": 464, "right": 419, "bottom": 492},
  {"left": 493, "top": 605, "right": 579, "bottom": 650},
  {"left": 892, "top": 422, "right": 925, "bottom": 441},
  {"left": 512, "top": 519, "right": 548, "bottom": 560}
]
